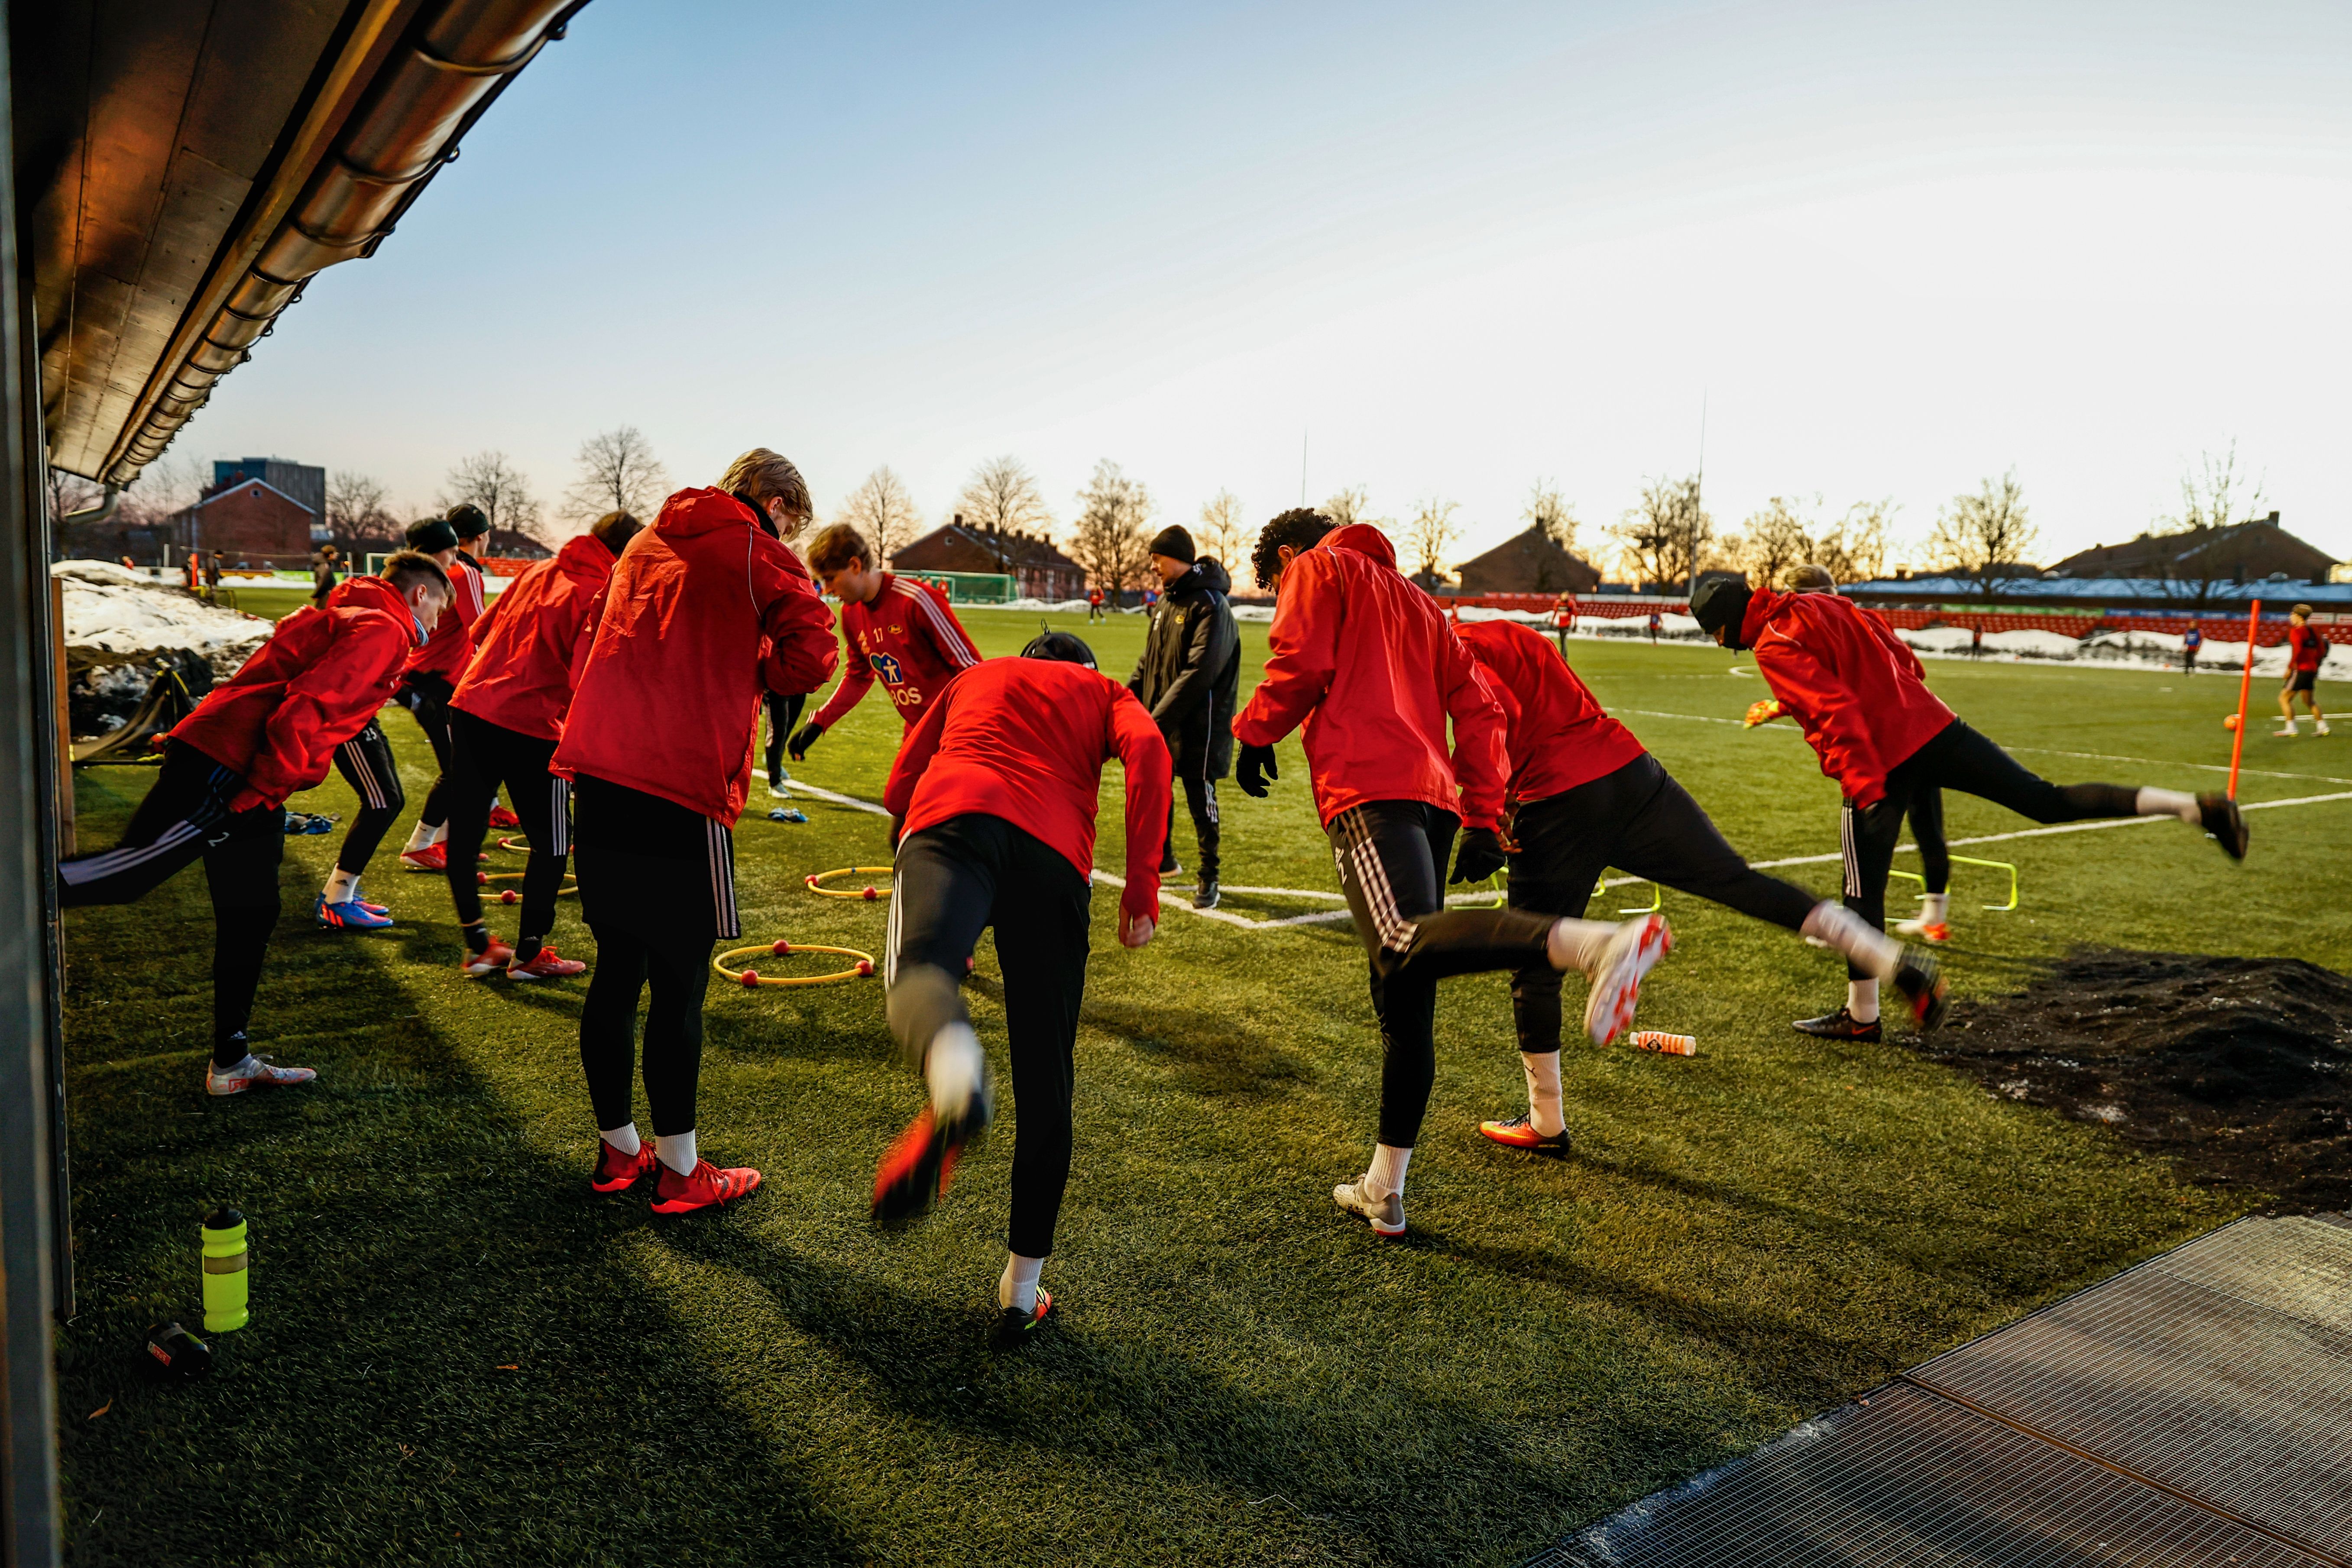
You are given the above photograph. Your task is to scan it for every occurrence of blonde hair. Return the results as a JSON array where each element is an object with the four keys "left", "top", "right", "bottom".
[
  {"left": 716, "top": 448, "right": 813, "bottom": 537},
  {"left": 1779, "top": 562, "right": 1837, "bottom": 593},
  {"left": 805, "top": 522, "right": 870, "bottom": 577}
]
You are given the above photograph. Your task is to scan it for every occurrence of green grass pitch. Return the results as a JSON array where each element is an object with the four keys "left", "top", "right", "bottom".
[{"left": 55, "top": 606, "right": 2349, "bottom": 1566}]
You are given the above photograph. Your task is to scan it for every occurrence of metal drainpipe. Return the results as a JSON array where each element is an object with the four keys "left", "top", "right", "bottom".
[{"left": 57, "top": 484, "right": 118, "bottom": 528}]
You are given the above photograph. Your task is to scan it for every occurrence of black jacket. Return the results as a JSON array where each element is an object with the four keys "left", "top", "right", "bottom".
[{"left": 1129, "top": 557, "right": 1240, "bottom": 777}]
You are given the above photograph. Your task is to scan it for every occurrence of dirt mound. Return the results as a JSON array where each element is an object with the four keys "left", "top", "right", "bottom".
[{"left": 1930, "top": 950, "right": 2352, "bottom": 1213}]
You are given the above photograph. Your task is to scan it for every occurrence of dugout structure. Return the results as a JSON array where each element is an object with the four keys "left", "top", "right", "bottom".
[{"left": 902, "top": 570, "right": 1017, "bottom": 605}]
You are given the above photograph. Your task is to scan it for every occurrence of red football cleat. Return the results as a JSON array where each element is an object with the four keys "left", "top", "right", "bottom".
[
  {"left": 590, "top": 1138, "right": 656, "bottom": 1193},
  {"left": 487, "top": 804, "right": 521, "bottom": 830},
  {"left": 507, "top": 945, "right": 585, "bottom": 981},
  {"left": 651, "top": 1158, "right": 761, "bottom": 1215},
  {"left": 400, "top": 842, "right": 447, "bottom": 872},
  {"left": 460, "top": 938, "right": 515, "bottom": 978}
]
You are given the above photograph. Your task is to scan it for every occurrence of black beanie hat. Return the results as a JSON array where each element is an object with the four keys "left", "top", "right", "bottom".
[
  {"left": 1148, "top": 525, "right": 1196, "bottom": 564},
  {"left": 444, "top": 502, "right": 490, "bottom": 540},
  {"left": 1689, "top": 577, "right": 1755, "bottom": 646},
  {"left": 1021, "top": 630, "right": 1098, "bottom": 669},
  {"left": 405, "top": 516, "right": 460, "bottom": 554}
]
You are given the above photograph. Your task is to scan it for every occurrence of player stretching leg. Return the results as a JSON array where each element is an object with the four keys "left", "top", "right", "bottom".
[
  {"left": 2276, "top": 603, "right": 2331, "bottom": 736},
  {"left": 441, "top": 509, "right": 642, "bottom": 979},
  {"left": 789, "top": 525, "right": 982, "bottom": 765},
  {"left": 873, "top": 633, "right": 1170, "bottom": 1348},
  {"left": 1451, "top": 618, "right": 1943, "bottom": 1152},
  {"left": 392, "top": 508, "right": 489, "bottom": 871},
  {"left": 1691, "top": 576, "right": 2248, "bottom": 1041},
  {"left": 553, "top": 453, "right": 838, "bottom": 1214},
  {"left": 61, "top": 554, "right": 451, "bottom": 1093},
  {"left": 1234, "top": 511, "right": 1674, "bottom": 1237}
]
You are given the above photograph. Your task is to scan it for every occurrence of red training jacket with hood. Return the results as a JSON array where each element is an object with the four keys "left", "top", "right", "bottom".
[
  {"left": 401, "top": 551, "right": 487, "bottom": 684},
  {"left": 1454, "top": 619, "right": 1645, "bottom": 804},
  {"left": 1744, "top": 588, "right": 1954, "bottom": 808},
  {"left": 450, "top": 531, "right": 618, "bottom": 742},
  {"left": 1231, "top": 523, "right": 1508, "bottom": 831},
  {"left": 552, "top": 488, "right": 839, "bottom": 825},
  {"left": 886, "top": 657, "right": 1171, "bottom": 928},
  {"left": 172, "top": 574, "right": 425, "bottom": 811}
]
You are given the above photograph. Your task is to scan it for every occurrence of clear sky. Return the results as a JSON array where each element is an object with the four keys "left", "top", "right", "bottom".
[{"left": 171, "top": 0, "right": 2352, "bottom": 573}]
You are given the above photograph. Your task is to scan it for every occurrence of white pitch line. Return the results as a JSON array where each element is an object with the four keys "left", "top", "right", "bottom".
[{"left": 779, "top": 779, "right": 892, "bottom": 817}]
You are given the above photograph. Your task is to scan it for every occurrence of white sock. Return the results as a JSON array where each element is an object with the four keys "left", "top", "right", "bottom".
[
  {"left": 1921, "top": 891, "right": 1949, "bottom": 924},
  {"left": 1367, "top": 1142, "right": 1412, "bottom": 1199},
  {"left": 1848, "top": 978, "right": 1880, "bottom": 1024},
  {"left": 2134, "top": 787, "right": 2199, "bottom": 824},
  {"left": 924, "top": 1023, "right": 984, "bottom": 1114},
  {"left": 323, "top": 868, "right": 359, "bottom": 903},
  {"left": 1801, "top": 901, "right": 1901, "bottom": 980},
  {"left": 1522, "top": 1052, "right": 1565, "bottom": 1137},
  {"left": 656, "top": 1130, "right": 697, "bottom": 1176},
  {"left": 403, "top": 820, "right": 436, "bottom": 852},
  {"left": 429, "top": 822, "right": 447, "bottom": 847},
  {"left": 2278, "top": 717, "right": 2299, "bottom": 732},
  {"left": 600, "top": 1123, "right": 641, "bottom": 1156},
  {"left": 1546, "top": 917, "right": 1618, "bottom": 974},
  {"left": 999, "top": 1253, "right": 1044, "bottom": 1314}
]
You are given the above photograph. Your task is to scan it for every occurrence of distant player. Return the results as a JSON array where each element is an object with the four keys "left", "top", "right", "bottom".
[
  {"left": 1456, "top": 616, "right": 1944, "bottom": 1151},
  {"left": 789, "top": 525, "right": 981, "bottom": 763},
  {"left": 2276, "top": 603, "right": 2330, "bottom": 736},
  {"left": 1129, "top": 525, "right": 1239, "bottom": 908},
  {"left": 2182, "top": 622, "right": 2202, "bottom": 676},
  {"left": 1087, "top": 586, "right": 1106, "bottom": 622},
  {"left": 394, "top": 507, "right": 491, "bottom": 870},
  {"left": 1691, "top": 576, "right": 2248, "bottom": 1040},
  {"left": 61, "top": 554, "right": 451, "bottom": 1094},
  {"left": 552, "top": 453, "right": 838, "bottom": 1215},
  {"left": 1235, "top": 510, "right": 1674, "bottom": 1237},
  {"left": 1551, "top": 590, "right": 1577, "bottom": 654},
  {"left": 871, "top": 632, "right": 1170, "bottom": 1348},
  {"left": 1646, "top": 608, "right": 1662, "bottom": 643}
]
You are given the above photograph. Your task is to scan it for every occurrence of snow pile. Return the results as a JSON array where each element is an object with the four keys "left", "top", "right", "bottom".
[
  {"left": 52, "top": 559, "right": 269, "bottom": 675},
  {"left": 1001, "top": 597, "right": 1098, "bottom": 615}
]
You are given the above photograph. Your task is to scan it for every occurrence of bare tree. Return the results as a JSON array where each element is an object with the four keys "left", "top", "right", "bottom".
[
  {"left": 1069, "top": 460, "right": 1156, "bottom": 594},
  {"left": 115, "top": 452, "right": 206, "bottom": 533},
  {"left": 1401, "top": 498, "right": 1461, "bottom": 585},
  {"left": 1323, "top": 486, "right": 1387, "bottom": 533},
  {"left": 834, "top": 466, "right": 923, "bottom": 565},
  {"left": 1612, "top": 474, "right": 1713, "bottom": 590},
  {"left": 957, "top": 455, "right": 1053, "bottom": 537},
  {"left": 2151, "top": 444, "right": 2268, "bottom": 608},
  {"left": 1817, "top": 499, "right": 1896, "bottom": 585},
  {"left": 1524, "top": 480, "right": 1577, "bottom": 552},
  {"left": 1727, "top": 496, "right": 1817, "bottom": 586},
  {"left": 1197, "top": 489, "right": 1247, "bottom": 567},
  {"left": 1926, "top": 470, "right": 2038, "bottom": 596},
  {"left": 440, "top": 451, "right": 547, "bottom": 547},
  {"left": 46, "top": 469, "right": 104, "bottom": 524},
  {"left": 325, "top": 470, "right": 396, "bottom": 539},
  {"left": 564, "top": 426, "right": 670, "bottom": 524}
]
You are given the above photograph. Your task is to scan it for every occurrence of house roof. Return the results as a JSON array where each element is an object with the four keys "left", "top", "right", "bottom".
[
  {"left": 895, "top": 522, "right": 1082, "bottom": 571},
  {"left": 1843, "top": 573, "right": 2352, "bottom": 606},
  {"left": 1454, "top": 525, "right": 1593, "bottom": 573},
  {"left": 176, "top": 477, "right": 316, "bottom": 517},
  {"left": 2047, "top": 519, "right": 2336, "bottom": 579}
]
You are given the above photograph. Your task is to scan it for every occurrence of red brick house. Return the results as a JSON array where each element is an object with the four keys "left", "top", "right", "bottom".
[
  {"left": 1452, "top": 526, "right": 1601, "bottom": 595},
  {"left": 170, "top": 476, "right": 316, "bottom": 566},
  {"left": 891, "top": 516, "right": 1086, "bottom": 601}
]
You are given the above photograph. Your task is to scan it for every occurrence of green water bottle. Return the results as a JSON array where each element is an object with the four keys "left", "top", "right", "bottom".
[{"left": 201, "top": 1208, "right": 249, "bottom": 1333}]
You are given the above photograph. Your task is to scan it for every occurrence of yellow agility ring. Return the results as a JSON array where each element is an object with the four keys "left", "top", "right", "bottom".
[
  {"left": 806, "top": 865, "right": 893, "bottom": 901},
  {"left": 496, "top": 834, "right": 533, "bottom": 854},
  {"left": 715, "top": 937, "right": 878, "bottom": 988},
  {"left": 475, "top": 868, "right": 578, "bottom": 901}
]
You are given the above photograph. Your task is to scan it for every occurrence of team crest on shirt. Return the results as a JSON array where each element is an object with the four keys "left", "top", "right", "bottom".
[{"left": 871, "top": 652, "right": 905, "bottom": 684}]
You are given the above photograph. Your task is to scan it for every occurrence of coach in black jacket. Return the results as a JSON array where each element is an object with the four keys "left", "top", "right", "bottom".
[{"left": 1131, "top": 525, "right": 1240, "bottom": 908}]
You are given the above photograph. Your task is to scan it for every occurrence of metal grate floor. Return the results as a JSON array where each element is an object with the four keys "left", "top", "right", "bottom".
[{"left": 1532, "top": 1215, "right": 2352, "bottom": 1568}]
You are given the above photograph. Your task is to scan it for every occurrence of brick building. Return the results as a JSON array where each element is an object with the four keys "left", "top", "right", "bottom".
[
  {"left": 892, "top": 515, "right": 1086, "bottom": 600},
  {"left": 1452, "top": 525, "right": 1601, "bottom": 595},
  {"left": 171, "top": 474, "right": 317, "bottom": 565}
]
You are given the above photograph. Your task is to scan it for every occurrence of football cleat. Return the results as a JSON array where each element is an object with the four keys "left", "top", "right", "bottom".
[
  {"left": 460, "top": 937, "right": 515, "bottom": 978},
  {"left": 1194, "top": 876, "right": 1220, "bottom": 910},
  {"left": 1332, "top": 1175, "right": 1406, "bottom": 1235},
  {"left": 1892, "top": 946, "right": 1949, "bottom": 1031},
  {"left": 314, "top": 893, "right": 395, "bottom": 931},
  {"left": 871, "top": 1093, "right": 991, "bottom": 1226},
  {"left": 486, "top": 803, "right": 521, "bottom": 830},
  {"left": 1892, "top": 916, "right": 1950, "bottom": 943},
  {"left": 651, "top": 1158, "right": 762, "bottom": 1215},
  {"left": 1792, "top": 1006, "right": 1882, "bottom": 1043},
  {"left": 1582, "top": 914, "right": 1673, "bottom": 1046},
  {"left": 591, "top": 1138, "right": 657, "bottom": 1194},
  {"left": 399, "top": 842, "right": 447, "bottom": 872},
  {"left": 1477, "top": 1114, "right": 1573, "bottom": 1157},
  {"left": 506, "top": 945, "right": 586, "bottom": 981},
  {"left": 990, "top": 1289, "right": 1052, "bottom": 1351},
  {"left": 2196, "top": 792, "right": 2248, "bottom": 860},
  {"left": 1158, "top": 846, "right": 1181, "bottom": 875},
  {"left": 205, "top": 1053, "right": 317, "bottom": 1096}
]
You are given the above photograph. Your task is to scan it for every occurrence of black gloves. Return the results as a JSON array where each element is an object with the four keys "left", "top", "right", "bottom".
[
  {"left": 788, "top": 722, "right": 825, "bottom": 761},
  {"left": 1236, "top": 743, "right": 1279, "bottom": 798},
  {"left": 1450, "top": 826, "right": 1507, "bottom": 885}
]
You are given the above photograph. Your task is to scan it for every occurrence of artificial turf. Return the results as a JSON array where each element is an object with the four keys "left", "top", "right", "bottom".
[{"left": 55, "top": 606, "right": 2346, "bottom": 1566}]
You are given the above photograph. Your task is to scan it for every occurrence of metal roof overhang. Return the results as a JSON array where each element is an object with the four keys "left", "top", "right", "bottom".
[{"left": 16, "top": 0, "right": 587, "bottom": 487}]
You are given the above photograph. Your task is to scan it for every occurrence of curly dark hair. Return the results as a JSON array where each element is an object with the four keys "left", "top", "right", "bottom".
[{"left": 1250, "top": 509, "right": 1336, "bottom": 589}]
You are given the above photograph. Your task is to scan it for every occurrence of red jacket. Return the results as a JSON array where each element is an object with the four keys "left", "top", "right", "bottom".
[
  {"left": 1231, "top": 524, "right": 1508, "bottom": 830},
  {"left": 401, "top": 552, "right": 487, "bottom": 684},
  {"left": 2289, "top": 621, "right": 2329, "bottom": 672},
  {"left": 811, "top": 573, "right": 982, "bottom": 732},
  {"left": 172, "top": 574, "right": 423, "bottom": 810},
  {"left": 1455, "top": 619, "right": 1645, "bottom": 804},
  {"left": 450, "top": 532, "right": 617, "bottom": 742},
  {"left": 1746, "top": 588, "right": 1954, "bottom": 807},
  {"left": 885, "top": 658, "right": 1171, "bottom": 927},
  {"left": 551, "top": 488, "right": 839, "bottom": 825}
]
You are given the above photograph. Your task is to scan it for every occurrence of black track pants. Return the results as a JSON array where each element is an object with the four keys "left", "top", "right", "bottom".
[
  {"left": 1503, "top": 754, "right": 1818, "bottom": 1054},
  {"left": 442, "top": 708, "right": 571, "bottom": 941},
  {"left": 1326, "top": 800, "right": 1558, "bottom": 1148},
  {"left": 331, "top": 719, "right": 405, "bottom": 876},
  {"left": 763, "top": 692, "right": 802, "bottom": 787},
  {"left": 59, "top": 742, "right": 285, "bottom": 1066},
  {"left": 1841, "top": 720, "right": 2138, "bottom": 977},
  {"left": 1908, "top": 788, "right": 1949, "bottom": 896},
  {"left": 888, "top": 813, "right": 1090, "bottom": 1259},
  {"left": 1163, "top": 774, "right": 1221, "bottom": 879},
  {"left": 396, "top": 674, "right": 456, "bottom": 829},
  {"left": 577, "top": 923, "right": 709, "bottom": 1137}
]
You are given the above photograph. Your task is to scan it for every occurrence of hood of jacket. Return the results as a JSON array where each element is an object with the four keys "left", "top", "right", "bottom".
[
  {"left": 326, "top": 572, "right": 425, "bottom": 643},
  {"left": 1321, "top": 522, "right": 1397, "bottom": 572},
  {"left": 553, "top": 530, "right": 618, "bottom": 585},
  {"left": 651, "top": 486, "right": 760, "bottom": 541},
  {"left": 1739, "top": 586, "right": 1788, "bottom": 650},
  {"left": 1170, "top": 557, "right": 1232, "bottom": 600}
]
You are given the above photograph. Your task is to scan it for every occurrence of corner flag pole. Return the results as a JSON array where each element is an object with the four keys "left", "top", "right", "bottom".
[{"left": 2228, "top": 597, "right": 2260, "bottom": 799}]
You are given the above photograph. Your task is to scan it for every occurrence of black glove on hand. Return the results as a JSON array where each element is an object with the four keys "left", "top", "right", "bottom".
[
  {"left": 788, "top": 722, "right": 825, "bottom": 761},
  {"left": 1236, "top": 743, "right": 1280, "bottom": 798},
  {"left": 1450, "top": 825, "right": 1508, "bottom": 885}
]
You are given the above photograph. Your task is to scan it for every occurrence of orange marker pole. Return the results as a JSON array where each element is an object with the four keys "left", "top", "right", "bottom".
[{"left": 2228, "top": 597, "right": 2260, "bottom": 800}]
